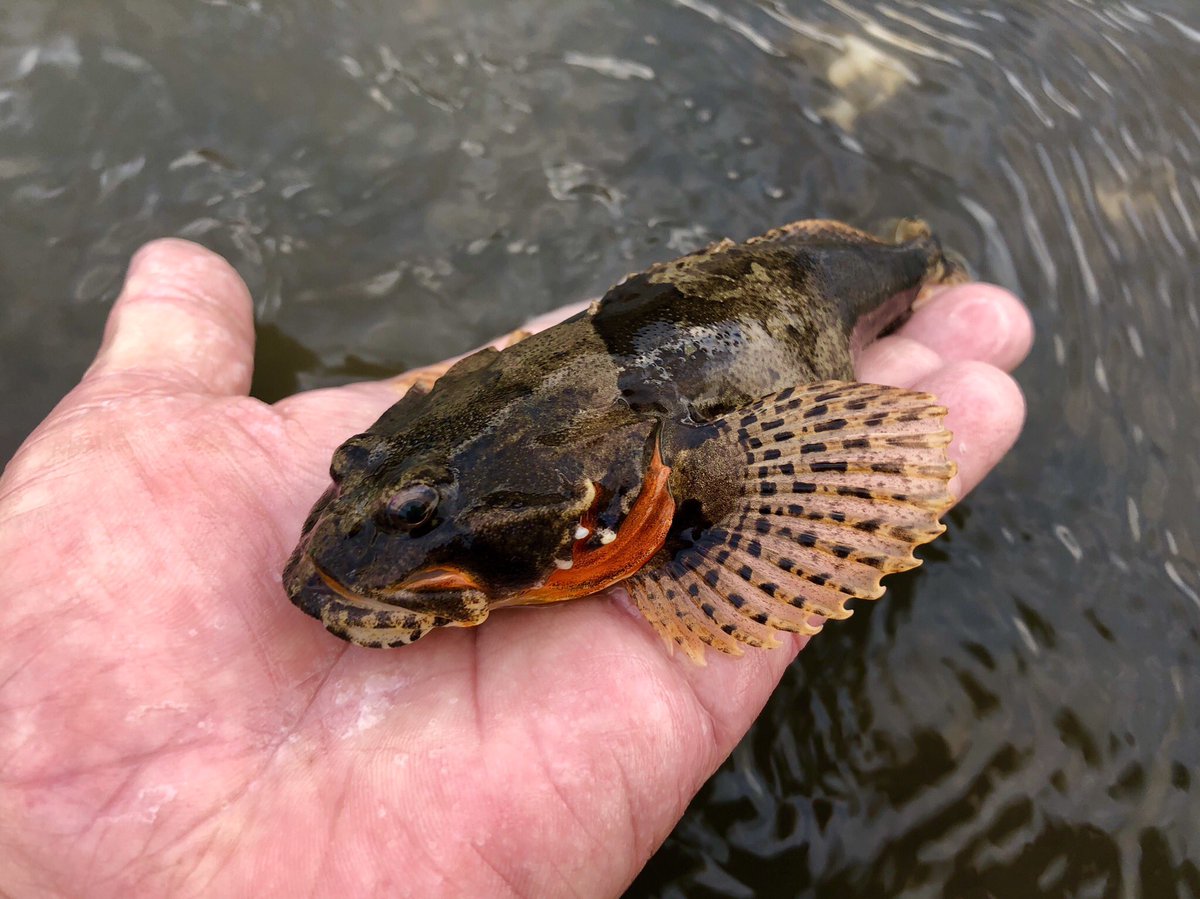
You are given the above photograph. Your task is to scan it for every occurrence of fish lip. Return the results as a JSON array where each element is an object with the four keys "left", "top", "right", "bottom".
[
  {"left": 394, "top": 567, "right": 483, "bottom": 594},
  {"left": 308, "top": 557, "right": 487, "bottom": 618}
]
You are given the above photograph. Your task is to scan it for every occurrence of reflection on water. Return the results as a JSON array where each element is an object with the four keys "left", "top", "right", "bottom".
[{"left": 2, "top": 0, "right": 1198, "bottom": 893}]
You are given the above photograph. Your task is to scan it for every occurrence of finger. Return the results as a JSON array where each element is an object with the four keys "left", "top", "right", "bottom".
[
  {"left": 913, "top": 360, "right": 1026, "bottom": 500},
  {"left": 857, "top": 283, "right": 1032, "bottom": 387},
  {"left": 378, "top": 300, "right": 593, "bottom": 391},
  {"left": 519, "top": 299, "right": 591, "bottom": 333},
  {"left": 856, "top": 335, "right": 944, "bottom": 388},
  {"left": 900, "top": 283, "right": 1033, "bottom": 370},
  {"left": 86, "top": 239, "right": 255, "bottom": 396}
]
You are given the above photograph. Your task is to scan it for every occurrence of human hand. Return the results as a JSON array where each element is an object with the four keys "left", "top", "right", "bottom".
[{"left": 0, "top": 240, "right": 1031, "bottom": 897}]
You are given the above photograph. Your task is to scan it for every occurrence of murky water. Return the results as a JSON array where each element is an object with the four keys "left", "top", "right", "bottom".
[{"left": 3, "top": 0, "right": 1199, "bottom": 894}]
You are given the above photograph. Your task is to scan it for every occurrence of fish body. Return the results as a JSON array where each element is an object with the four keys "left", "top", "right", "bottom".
[{"left": 284, "top": 219, "right": 961, "bottom": 659}]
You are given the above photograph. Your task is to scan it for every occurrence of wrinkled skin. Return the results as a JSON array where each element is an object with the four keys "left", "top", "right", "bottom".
[{"left": 0, "top": 240, "right": 1031, "bottom": 897}]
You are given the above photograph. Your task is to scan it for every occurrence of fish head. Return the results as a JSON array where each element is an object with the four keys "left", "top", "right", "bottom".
[{"left": 284, "top": 426, "right": 610, "bottom": 645}]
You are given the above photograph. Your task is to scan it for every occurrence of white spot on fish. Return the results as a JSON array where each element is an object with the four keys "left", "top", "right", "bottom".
[
  {"left": 574, "top": 525, "right": 590, "bottom": 540},
  {"left": 554, "top": 558, "right": 574, "bottom": 570},
  {"left": 580, "top": 480, "right": 597, "bottom": 508},
  {"left": 598, "top": 528, "right": 617, "bottom": 545}
]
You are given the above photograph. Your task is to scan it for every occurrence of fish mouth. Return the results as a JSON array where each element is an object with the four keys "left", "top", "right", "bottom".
[
  {"left": 392, "top": 567, "right": 484, "bottom": 594},
  {"left": 315, "top": 562, "right": 484, "bottom": 604},
  {"left": 287, "top": 554, "right": 490, "bottom": 648}
]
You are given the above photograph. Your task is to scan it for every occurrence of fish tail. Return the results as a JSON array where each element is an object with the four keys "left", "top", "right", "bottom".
[{"left": 750, "top": 217, "right": 962, "bottom": 332}]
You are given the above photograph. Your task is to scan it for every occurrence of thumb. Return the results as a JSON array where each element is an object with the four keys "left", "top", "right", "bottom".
[{"left": 86, "top": 239, "right": 256, "bottom": 397}]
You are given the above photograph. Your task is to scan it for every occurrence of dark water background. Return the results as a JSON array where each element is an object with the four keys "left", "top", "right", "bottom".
[{"left": 3, "top": 1, "right": 1199, "bottom": 895}]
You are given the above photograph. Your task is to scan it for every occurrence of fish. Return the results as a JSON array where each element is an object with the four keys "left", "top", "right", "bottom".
[{"left": 283, "top": 218, "right": 963, "bottom": 662}]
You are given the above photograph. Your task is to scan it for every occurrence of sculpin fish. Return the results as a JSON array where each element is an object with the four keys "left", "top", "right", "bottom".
[{"left": 284, "top": 219, "right": 962, "bottom": 661}]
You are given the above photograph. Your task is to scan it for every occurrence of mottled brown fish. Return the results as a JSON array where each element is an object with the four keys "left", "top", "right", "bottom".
[{"left": 284, "top": 219, "right": 963, "bottom": 662}]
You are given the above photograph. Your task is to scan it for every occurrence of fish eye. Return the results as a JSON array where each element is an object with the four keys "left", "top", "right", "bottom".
[{"left": 377, "top": 483, "right": 439, "bottom": 531}]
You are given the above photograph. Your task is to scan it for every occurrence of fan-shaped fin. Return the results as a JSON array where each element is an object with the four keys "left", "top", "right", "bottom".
[{"left": 625, "top": 380, "right": 955, "bottom": 662}]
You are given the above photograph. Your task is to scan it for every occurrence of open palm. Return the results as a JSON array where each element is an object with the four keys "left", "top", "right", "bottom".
[{"left": 0, "top": 240, "right": 1031, "bottom": 897}]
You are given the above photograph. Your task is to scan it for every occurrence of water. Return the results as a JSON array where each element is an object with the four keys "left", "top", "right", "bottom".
[{"left": 3, "top": 0, "right": 1198, "bottom": 894}]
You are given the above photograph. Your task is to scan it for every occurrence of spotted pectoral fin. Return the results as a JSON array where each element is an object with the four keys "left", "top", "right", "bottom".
[{"left": 623, "top": 380, "right": 956, "bottom": 664}]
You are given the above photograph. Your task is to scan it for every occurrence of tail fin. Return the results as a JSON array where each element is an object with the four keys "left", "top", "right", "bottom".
[{"left": 750, "top": 217, "right": 962, "bottom": 331}]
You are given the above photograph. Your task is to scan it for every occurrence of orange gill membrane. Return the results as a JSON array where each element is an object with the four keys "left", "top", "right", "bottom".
[{"left": 497, "top": 437, "right": 676, "bottom": 606}]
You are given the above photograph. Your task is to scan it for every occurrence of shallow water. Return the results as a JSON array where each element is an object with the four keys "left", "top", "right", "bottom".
[{"left": 3, "top": 0, "right": 1198, "bottom": 894}]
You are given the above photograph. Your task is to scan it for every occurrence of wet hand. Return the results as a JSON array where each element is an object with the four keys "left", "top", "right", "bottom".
[{"left": 0, "top": 239, "right": 1031, "bottom": 897}]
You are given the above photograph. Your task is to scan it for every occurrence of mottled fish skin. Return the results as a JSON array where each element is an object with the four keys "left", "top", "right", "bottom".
[{"left": 283, "top": 218, "right": 962, "bottom": 649}]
